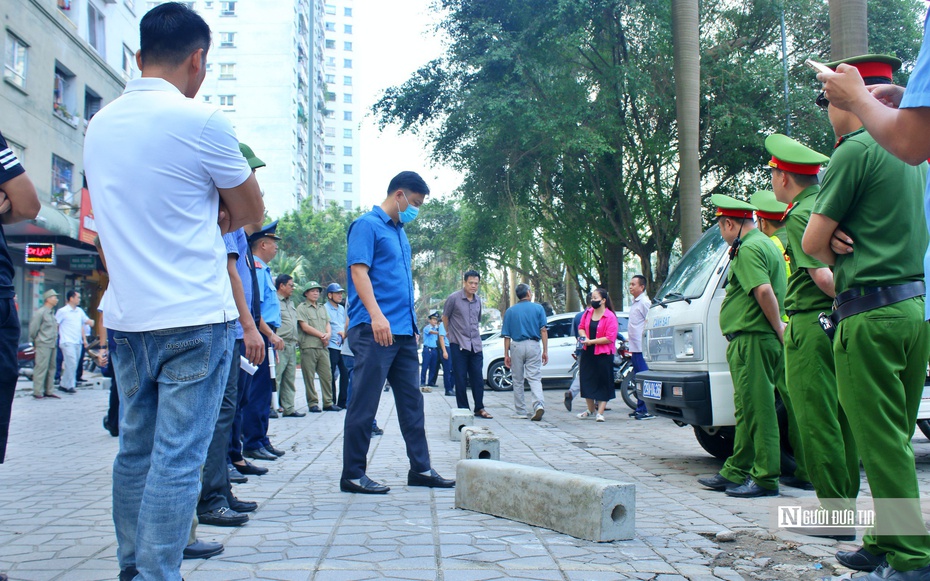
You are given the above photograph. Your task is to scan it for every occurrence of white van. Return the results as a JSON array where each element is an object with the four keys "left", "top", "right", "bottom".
[{"left": 634, "top": 226, "right": 930, "bottom": 460}]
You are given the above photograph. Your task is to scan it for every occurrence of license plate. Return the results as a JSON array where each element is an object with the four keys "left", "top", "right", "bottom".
[{"left": 642, "top": 380, "right": 662, "bottom": 400}]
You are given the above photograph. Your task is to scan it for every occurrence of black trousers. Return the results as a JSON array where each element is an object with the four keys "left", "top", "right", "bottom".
[
  {"left": 0, "top": 298, "right": 20, "bottom": 463},
  {"left": 199, "top": 339, "right": 242, "bottom": 514},
  {"left": 329, "top": 348, "right": 348, "bottom": 407},
  {"left": 449, "top": 343, "right": 484, "bottom": 412}
]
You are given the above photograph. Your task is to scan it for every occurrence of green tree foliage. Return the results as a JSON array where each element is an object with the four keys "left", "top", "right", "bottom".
[{"left": 274, "top": 202, "right": 363, "bottom": 291}]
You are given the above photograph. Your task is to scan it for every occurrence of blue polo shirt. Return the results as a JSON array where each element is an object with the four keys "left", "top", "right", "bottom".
[
  {"left": 501, "top": 300, "right": 548, "bottom": 342},
  {"left": 223, "top": 229, "right": 249, "bottom": 340},
  {"left": 422, "top": 323, "right": 440, "bottom": 348},
  {"left": 325, "top": 301, "right": 346, "bottom": 348},
  {"left": 346, "top": 206, "right": 417, "bottom": 335},
  {"left": 254, "top": 255, "right": 281, "bottom": 328}
]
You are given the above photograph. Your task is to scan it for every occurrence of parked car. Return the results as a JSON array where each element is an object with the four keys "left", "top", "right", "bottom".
[{"left": 482, "top": 311, "right": 629, "bottom": 391}]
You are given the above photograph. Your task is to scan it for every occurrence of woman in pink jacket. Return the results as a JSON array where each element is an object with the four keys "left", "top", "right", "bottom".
[{"left": 576, "top": 288, "right": 618, "bottom": 422}]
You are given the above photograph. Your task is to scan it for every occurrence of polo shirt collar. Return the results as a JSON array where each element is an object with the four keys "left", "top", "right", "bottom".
[
  {"left": 123, "top": 77, "right": 184, "bottom": 96},
  {"left": 371, "top": 205, "right": 402, "bottom": 228}
]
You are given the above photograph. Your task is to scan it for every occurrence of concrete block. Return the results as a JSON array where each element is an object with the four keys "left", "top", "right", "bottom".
[
  {"left": 450, "top": 408, "right": 473, "bottom": 441},
  {"left": 455, "top": 459, "right": 635, "bottom": 542},
  {"left": 460, "top": 426, "right": 500, "bottom": 461}
]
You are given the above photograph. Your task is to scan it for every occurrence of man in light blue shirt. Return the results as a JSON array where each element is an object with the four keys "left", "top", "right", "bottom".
[
  {"left": 325, "top": 283, "right": 349, "bottom": 407},
  {"left": 502, "top": 284, "right": 548, "bottom": 420},
  {"left": 420, "top": 313, "right": 441, "bottom": 387}
]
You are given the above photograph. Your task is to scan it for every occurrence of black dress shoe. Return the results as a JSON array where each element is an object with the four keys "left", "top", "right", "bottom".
[
  {"left": 229, "top": 496, "right": 258, "bottom": 513},
  {"left": 57, "top": 386, "right": 76, "bottom": 394},
  {"left": 264, "top": 445, "right": 285, "bottom": 457},
  {"left": 309, "top": 405, "right": 322, "bottom": 413},
  {"left": 836, "top": 546, "right": 886, "bottom": 572},
  {"left": 269, "top": 409, "right": 279, "bottom": 419},
  {"left": 183, "top": 539, "right": 224, "bottom": 559},
  {"left": 371, "top": 426, "right": 384, "bottom": 436},
  {"left": 444, "top": 390, "right": 454, "bottom": 396},
  {"left": 725, "top": 479, "right": 778, "bottom": 498},
  {"left": 233, "top": 461, "right": 268, "bottom": 476},
  {"left": 283, "top": 411, "right": 306, "bottom": 417},
  {"left": 244, "top": 447, "right": 277, "bottom": 461},
  {"left": 340, "top": 475, "right": 390, "bottom": 494},
  {"left": 323, "top": 405, "right": 343, "bottom": 411},
  {"left": 779, "top": 475, "right": 815, "bottom": 490},
  {"left": 228, "top": 465, "right": 248, "bottom": 483},
  {"left": 564, "top": 390, "right": 573, "bottom": 411},
  {"left": 697, "top": 473, "right": 741, "bottom": 491},
  {"left": 198, "top": 506, "right": 249, "bottom": 527},
  {"left": 408, "top": 469, "right": 455, "bottom": 488},
  {"left": 119, "top": 566, "right": 138, "bottom": 581}
]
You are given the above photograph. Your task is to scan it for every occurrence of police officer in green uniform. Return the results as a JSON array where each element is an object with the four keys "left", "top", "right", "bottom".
[
  {"left": 750, "top": 188, "right": 813, "bottom": 492},
  {"left": 697, "top": 194, "right": 786, "bottom": 498},
  {"left": 803, "top": 55, "right": 930, "bottom": 579},
  {"left": 768, "top": 134, "right": 861, "bottom": 539}
]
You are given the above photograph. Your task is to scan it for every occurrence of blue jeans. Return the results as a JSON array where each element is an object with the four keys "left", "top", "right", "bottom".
[
  {"left": 632, "top": 352, "right": 649, "bottom": 414},
  {"left": 111, "top": 322, "right": 234, "bottom": 580},
  {"left": 440, "top": 347, "right": 454, "bottom": 393}
]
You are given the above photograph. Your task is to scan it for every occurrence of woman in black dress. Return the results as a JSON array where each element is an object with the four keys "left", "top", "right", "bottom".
[{"left": 577, "top": 288, "right": 619, "bottom": 422}]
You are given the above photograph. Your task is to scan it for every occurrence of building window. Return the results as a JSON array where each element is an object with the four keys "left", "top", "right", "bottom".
[
  {"left": 219, "top": 94, "right": 235, "bottom": 108},
  {"left": 204, "top": 0, "right": 213, "bottom": 7},
  {"left": 203, "top": 95, "right": 211, "bottom": 103},
  {"left": 219, "top": 32, "right": 235, "bottom": 47},
  {"left": 324, "top": 181, "right": 335, "bottom": 191},
  {"left": 219, "top": 63, "right": 235, "bottom": 79},
  {"left": 324, "top": 162, "right": 334, "bottom": 173},
  {"left": 220, "top": 1, "right": 236, "bottom": 15},
  {"left": 344, "top": 41, "right": 352, "bottom": 51},
  {"left": 145, "top": 1, "right": 160, "bottom": 11},
  {"left": 343, "top": 146, "right": 352, "bottom": 156},
  {"left": 325, "top": 126, "right": 335, "bottom": 138},
  {"left": 84, "top": 87, "right": 102, "bottom": 121},
  {"left": 324, "top": 145, "right": 334, "bottom": 155},
  {"left": 6, "top": 138, "right": 24, "bottom": 166},
  {"left": 344, "top": 7, "right": 352, "bottom": 17},
  {"left": 324, "top": 109, "right": 335, "bottom": 119},
  {"left": 343, "top": 111, "right": 352, "bottom": 121},
  {"left": 343, "top": 58, "right": 352, "bottom": 69},
  {"left": 343, "top": 128, "right": 352, "bottom": 139},
  {"left": 324, "top": 3, "right": 335, "bottom": 15},
  {"left": 205, "top": 62, "right": 212, "bottom": 72},
  {"left": 87, "top": 3, "right": 106, "bottom": 57},
  {"left": 325, "top": 91, "right": 336, "bottom": 102},
  {"left": 51, "top": 154, "right": 75, "bottom": 205},
  {"left": 325, "top": 39, "right": 335, "bottom": 49},
  {"left": 53, "top": 63, "right": 77, "bottom": 123},
  {"left": 343, "top": 200, "right": 352, "bottom": 210},
  {"left": 343, "top": 182, "right": 352, "bottom": 192},
  {"left": 121, "top": 44, "right": 135, "bottom": 80},
  {"left": 325, "top": 73, "right": 335, "bottom": 84},
  {"left": 343, "top": 75, "right": 352, "bottom": 86},
  {"left": 343, "top": 164, "right": 352, "bottom": 175},
  {"left": 4, "top": 32, "right": 28, "bottom": 89},
  {"left": 325, "top": 21, "right": 335, "bottom": 32},
  {"left": 343, "top": 93, "right": 352, "bottom": 104},
  {"left": 344, "top": 24, "right": 352, "bottom": 34},
  {"left": 325, "top": 56, "right": 335, "bottom": 68}
]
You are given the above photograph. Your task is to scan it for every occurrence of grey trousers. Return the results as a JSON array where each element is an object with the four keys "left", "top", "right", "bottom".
[
  {"left": 510, "top": 340, "right": 544, "bottom": 415},
  {"left": 33, "top": 344, "right": 56, "bottom": 396}
]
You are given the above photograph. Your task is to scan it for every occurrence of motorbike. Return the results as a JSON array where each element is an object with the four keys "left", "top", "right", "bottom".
[
  {"left": 614, "top": 337, "right": 636, "bottom": 410},
  {"left": 17, "top": 342, "right": 35, "bottom": 378}
]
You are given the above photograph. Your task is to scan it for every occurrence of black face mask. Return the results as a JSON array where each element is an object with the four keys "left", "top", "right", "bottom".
[{"left": 590, "top": 300, "right": 602, "bottom": 309}]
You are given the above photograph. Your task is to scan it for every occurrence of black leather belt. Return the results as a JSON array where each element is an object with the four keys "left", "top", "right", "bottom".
[
  {"left": 830, "top": 281, "right": 925, "bottom": 326},
  {"left": 724, "top": 332, "right": 742, "bottom": 342}
]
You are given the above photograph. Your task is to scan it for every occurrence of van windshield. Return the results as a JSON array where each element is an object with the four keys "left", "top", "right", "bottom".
[{"left": 655, "top": 227, "right": 728, "bottom": 304}]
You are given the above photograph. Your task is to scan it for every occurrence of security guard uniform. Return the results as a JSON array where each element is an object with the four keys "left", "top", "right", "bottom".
[
  {"left": 713, "top": 194, "right": 786, "bottom": 494},
  {"left": 812, "top": 54, "right": 930, "bottom": 573}
]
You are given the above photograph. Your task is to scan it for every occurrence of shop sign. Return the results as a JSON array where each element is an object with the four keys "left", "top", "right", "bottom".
[
  {"left": 69, "top": 256, "right": 97, "bottom": 270},
  {"left": 25, "top": 243, "right": 56, "bottom": 265}
]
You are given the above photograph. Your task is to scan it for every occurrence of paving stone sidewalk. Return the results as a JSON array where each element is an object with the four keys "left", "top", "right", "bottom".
[{"left": 2, "top": 374, "right": 929, "bottom": 580}]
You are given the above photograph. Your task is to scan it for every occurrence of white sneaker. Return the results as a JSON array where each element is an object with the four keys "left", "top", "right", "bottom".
[
  {"left": 510, "top": 414, "right": 528, "bottom": 419},
  {"left": 577, "top": 411, "right": 590, "bottom": 419},
  {"left": 595, "top": 413, "right": 605, "bottom": 422},
  {"left": 531, "top": 408, "right": 545, "bottom": 421}
]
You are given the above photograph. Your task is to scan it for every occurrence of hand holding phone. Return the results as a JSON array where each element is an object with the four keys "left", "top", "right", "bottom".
[{"left": 805, "top": 58, "right": 832, "bottom": 75}]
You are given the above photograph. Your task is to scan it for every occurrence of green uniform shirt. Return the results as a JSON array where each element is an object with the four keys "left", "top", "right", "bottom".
[
  {"left": 784, "top": 185, "right": 833, "bottom": 312},
  {"left": 720, "top": 228, "right": 787, "bottom": 336},
  {"left": 28, "top": 305, "right": 58, "bottom": 347},
  {"left": 813, "top": 129, "right": 928, "bottom": 293},
  {"left": 296, "top": 301, "right": 329, "bottom": 350},
  {"left": 277, "top": 292, "right": 298, "bottom": 344}
]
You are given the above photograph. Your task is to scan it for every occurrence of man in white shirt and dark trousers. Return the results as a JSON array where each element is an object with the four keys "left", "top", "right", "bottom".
[
  {"left": 83, "top": 4, "right": 263, "bottom": 579},
  {"left": 628, "top": 275, "right": 655, "bottom": 420},
  {"left": 55, "top": 291, "right": 92, "bottom": 395}
]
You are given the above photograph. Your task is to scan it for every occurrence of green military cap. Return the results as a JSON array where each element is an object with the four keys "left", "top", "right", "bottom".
[
  {"left": 749, "top": 190, "right": 788, "bottom": 221},
  {"left": 302, "top": 281, "right": 324, "bottom": 295},
  {"left": 764, "top": 134, "right": 829, "bottom": 175},
  {"left": 711, "top": 194, "right": 755, "bottom": 219},
  {"left": 822, "top": 54, "right": 901, "bottom": 83},
  {"left": 239, "top": 142, "right": 266, "bottom": 170}
]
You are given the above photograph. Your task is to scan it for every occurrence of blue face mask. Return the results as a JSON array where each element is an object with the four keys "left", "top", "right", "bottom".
[{"left": 398, "top": 192, "right": 419, "bottom": 224}]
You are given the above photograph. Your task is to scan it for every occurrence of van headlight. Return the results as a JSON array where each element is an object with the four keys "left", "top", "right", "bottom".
[{"left": 675, "top": 326, "right": 702, "bottom": 360}]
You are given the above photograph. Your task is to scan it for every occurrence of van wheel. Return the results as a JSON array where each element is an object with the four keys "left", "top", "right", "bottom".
[
  {"left": 693, "top": 426, "right": 735, "bottom": 461},
  {"left": 918, "top": 420, "right": 930, "bottom": 440}
]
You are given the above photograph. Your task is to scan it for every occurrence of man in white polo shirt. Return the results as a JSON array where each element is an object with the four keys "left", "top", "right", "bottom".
[
  {"left": 83, "top": 4, "right": 263, "bottom": 580},
  {"left": 54, "top": 290, "right": 92, "bottom": 395}
]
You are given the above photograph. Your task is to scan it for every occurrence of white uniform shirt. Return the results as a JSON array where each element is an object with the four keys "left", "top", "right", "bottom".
[
  {"left": 83, "top": 78, "right": 250, "bottom": 332},
  {"left": 628, "top": 292, "right": 651, "bottom": 353},
  {"left": 56, "top": 305, "right": 90, "bottom": 345}
]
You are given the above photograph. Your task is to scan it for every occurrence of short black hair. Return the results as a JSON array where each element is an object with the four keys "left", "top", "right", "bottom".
[
  {"left": 631, "top": 275, "right": 647, "bottom": 288},
  {"left": 275, "top": 274, "right": 293, "bottom": 290},
  {"left": 387, "top": 171, "right": 430, "bottom": 196},
  {"left": 515, "top": 283, "right": 530, "bottom": 300},
  {"left": 463, "top": 269, "right": 480, "bottom": 281},
  {"left": 139, "top": 2, "right": 211, "bottom": 68},
  {"left": 66, "top": 290, "right": 80, "bottom": 301}
]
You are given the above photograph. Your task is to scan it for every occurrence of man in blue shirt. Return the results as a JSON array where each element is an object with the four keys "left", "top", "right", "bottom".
[
  {"left": 502, "top": 284, "right": 549, "bottom": 420},
  {"left": 342, "top": 171, "right": 454, "bottom": 494},
  {"left": 325, "top": 283, "right": 349, "bottom": 408},
  {"left": 420, "top": 313, "right": 441, "bottom": 387}
]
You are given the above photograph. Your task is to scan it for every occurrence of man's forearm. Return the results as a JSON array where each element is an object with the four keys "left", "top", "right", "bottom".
[
  {"left": 753, "top": 285, "right": 784, "bottom": 337},
  {"left": 350, "top": 264, "right": 384, "bottom": 321}
]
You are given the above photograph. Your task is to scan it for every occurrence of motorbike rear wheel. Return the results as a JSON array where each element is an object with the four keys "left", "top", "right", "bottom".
[{"left": 616, "top": 360, "right": 637, "bottom": 410}]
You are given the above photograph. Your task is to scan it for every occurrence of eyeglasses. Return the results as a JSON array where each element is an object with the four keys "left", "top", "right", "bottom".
[{"left": 815, "top": 91, "right": 829, "bottom": 110}]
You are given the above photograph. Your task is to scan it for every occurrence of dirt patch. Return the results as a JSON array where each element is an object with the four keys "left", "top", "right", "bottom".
[{"left": 697, "top": 530, "right": 852, "bottom": 580}]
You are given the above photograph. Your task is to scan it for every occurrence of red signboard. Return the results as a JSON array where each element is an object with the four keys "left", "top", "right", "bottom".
[
  {"left": 78, "top": 187, "right": 98, "bottom": 245},
  {"left": 25, "top": 243, "right": 56, "bottom": 265}
]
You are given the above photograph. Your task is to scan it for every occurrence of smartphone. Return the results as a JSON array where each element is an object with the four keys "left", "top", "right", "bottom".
[{"left": 805, "top": 58, "right": 832, "bottom": 75}]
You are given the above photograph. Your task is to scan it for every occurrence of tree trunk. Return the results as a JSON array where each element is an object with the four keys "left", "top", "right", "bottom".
[
  {"left": 565, "top": 269, "right": 580, "bottom": 312},
  {"left": 606, "top": 241, "right": 624, "bottom": 310},
  {"left": 829, "top": 0, "right": 868, "bottom": 60},
  {"left": 672, "top": 0, "right": 702, "bottom": 253}
]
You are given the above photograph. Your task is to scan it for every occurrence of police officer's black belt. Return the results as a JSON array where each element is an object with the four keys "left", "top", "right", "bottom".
[
  {"left": 724, "top": 332, "right": 742, "bottom": 342},
  {"left": 830, "top": 281, "right": 925, "bottom": 326}
]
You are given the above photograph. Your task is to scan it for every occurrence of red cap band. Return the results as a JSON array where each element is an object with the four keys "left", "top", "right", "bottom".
[
  {"left": 768, "top": 156, "right": 822, "bottom": 175},
  {"left": 847, "top": 61, "right": 893, "bottom": 81},
  {"left": 755, "top": 210, "right": 786, "bottom": 221},
  {"left": 715, "top": 208, "right": 754, "bottom": 219}
]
